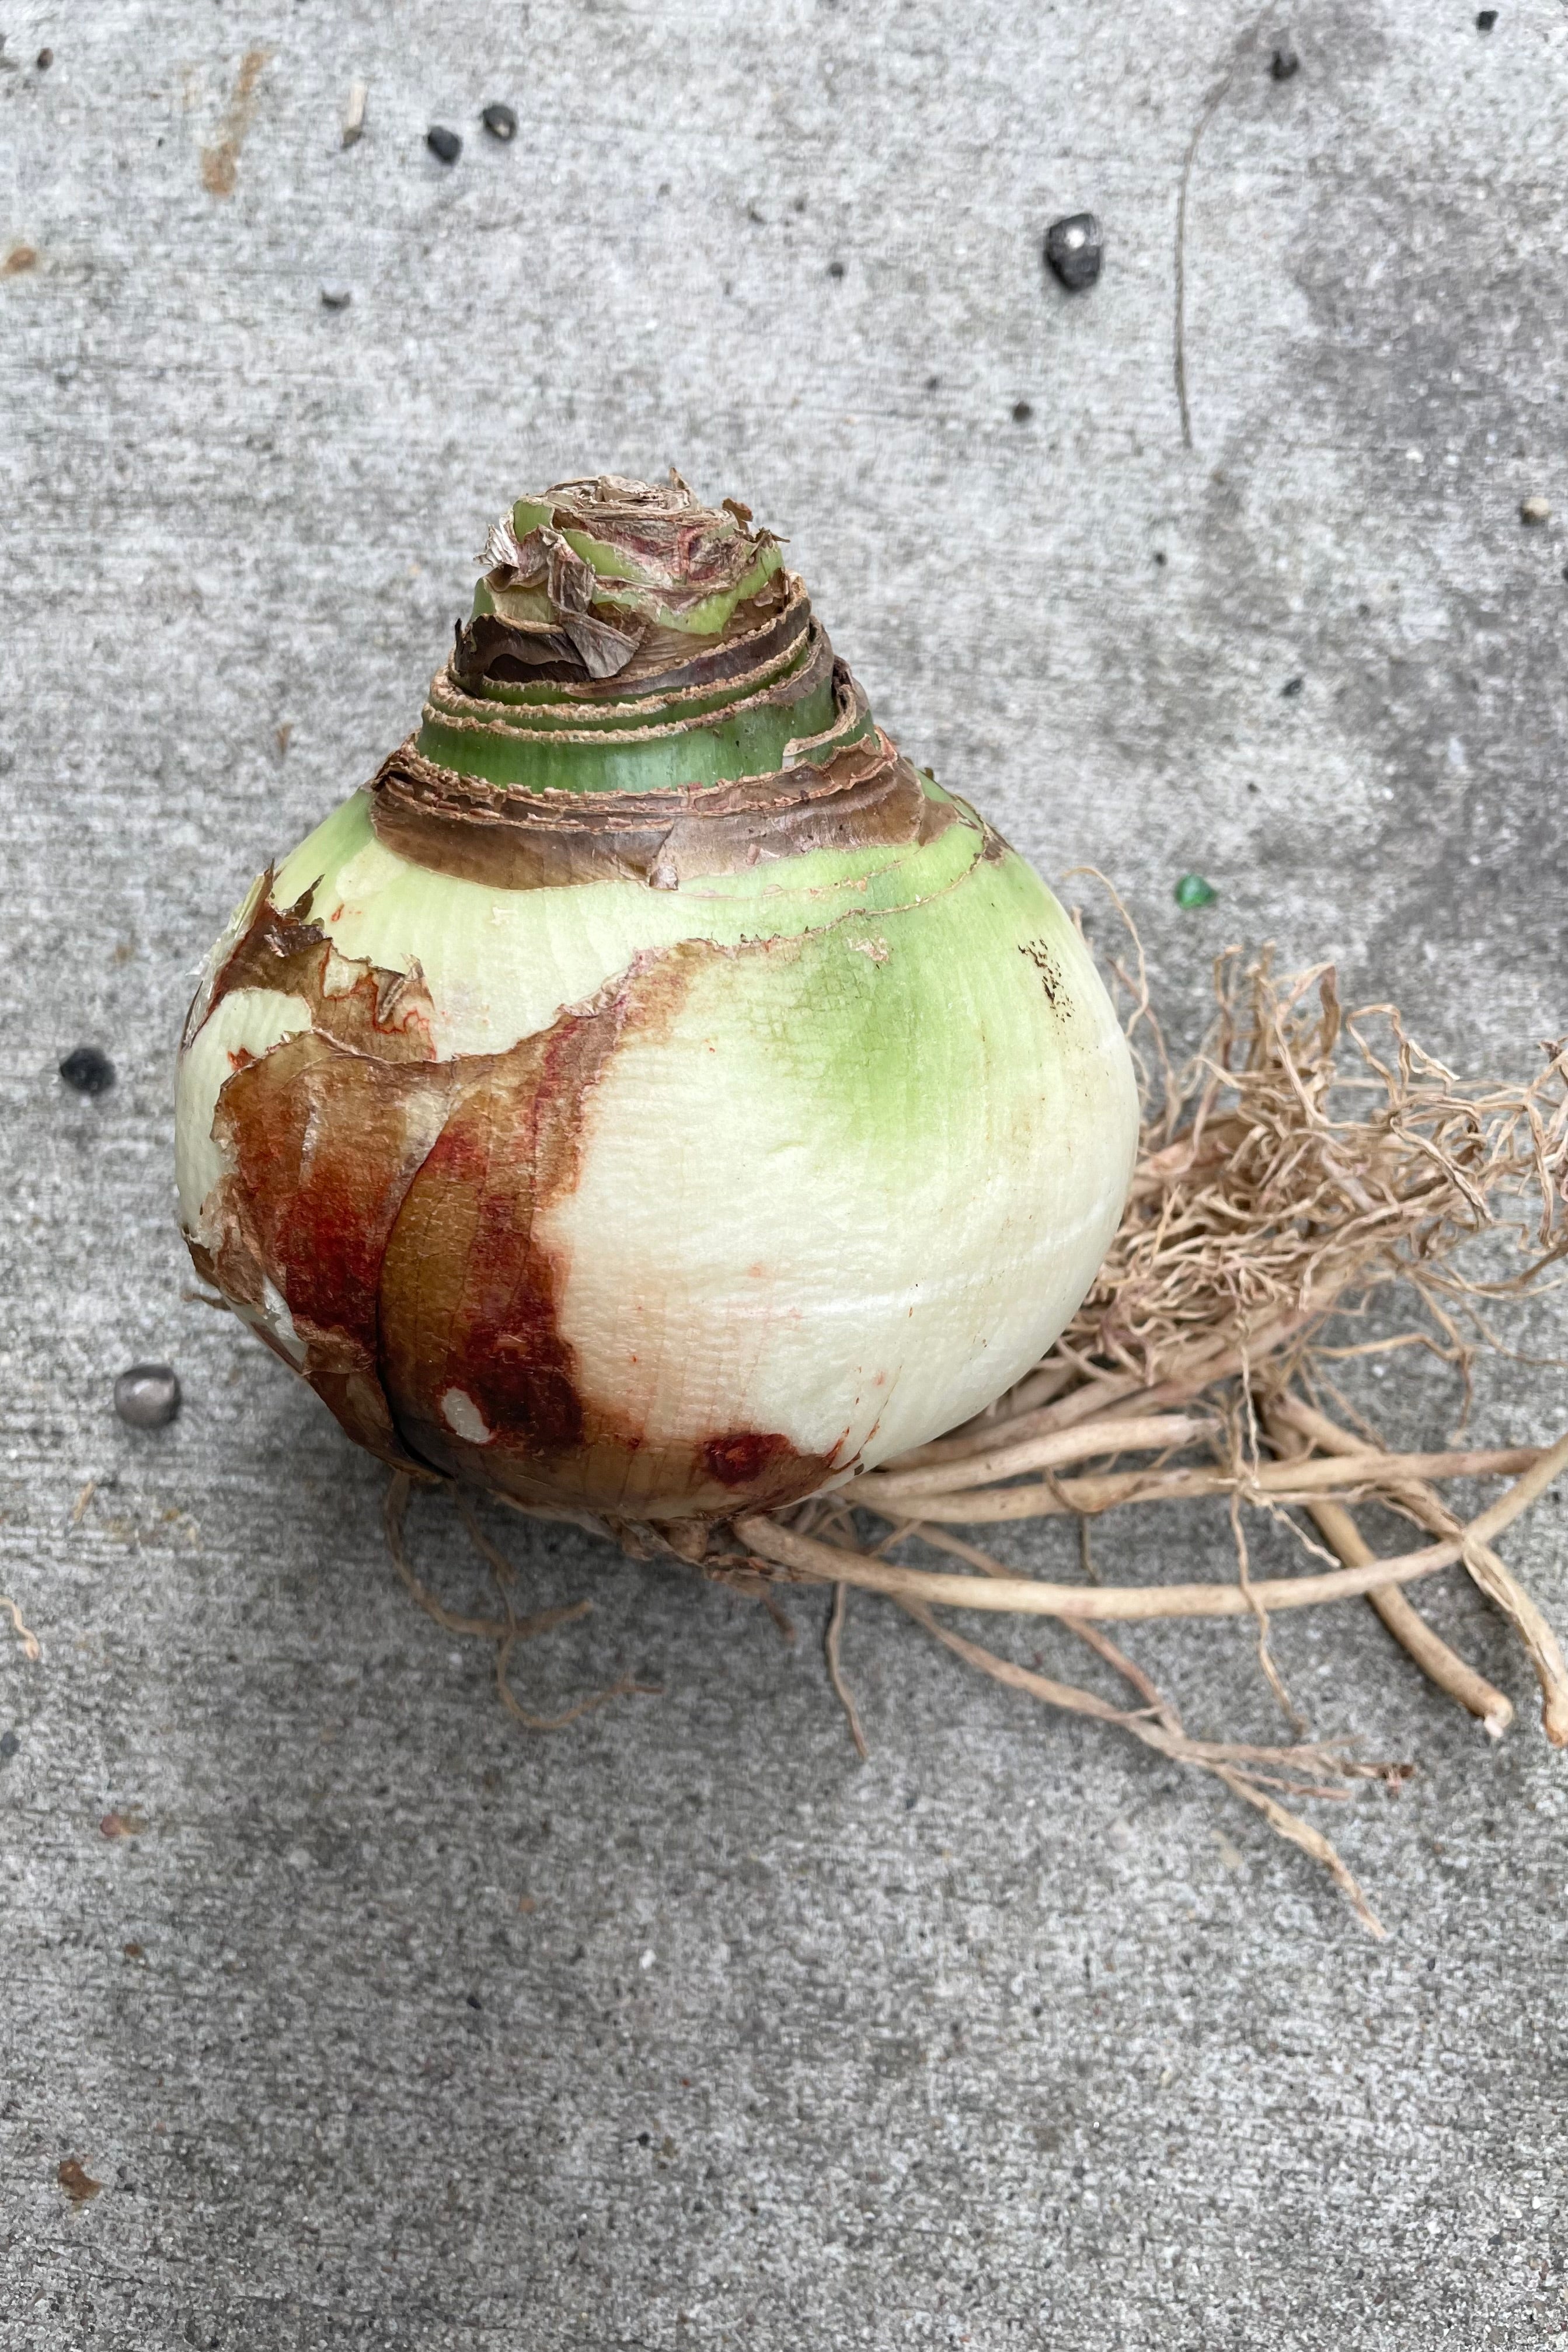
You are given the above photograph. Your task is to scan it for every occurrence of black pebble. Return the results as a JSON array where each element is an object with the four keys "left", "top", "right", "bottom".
[
  {"left": 1011, "top": 400, "right": 1033, "bottom": 423},
  {"left": 1476, "top": 8, "right": 1497, "bottom": 25},
  {"left": 1044, "top": 212, "right": 1102, "bottom": 292},
  {"left": 826, "top": 259, "right": 845, "bottom": 279},
  {"left": 638, "top": 2132, "right": 651, "bottom": 2146},
  {"left": 1281, "top": 674, "right": 1305, "bottom": 697},
  {"left": 427, "top": 125, "right": 462, "bottom": 164},
  {"left": 1270, "top": 46, "right": 1299, "bottom": 80},
  {"left": 36, "top": 46, "right": 53, "bottom": 68},
  {"left": 59, "top": 1045, "right": 116, "bottom": 1097},
  {"left": 481, "top": 102, "right": 517, "bottom": 141},
  {"left": 0, "top": 1731, "right": 18, "bottom": 1764},
  {"left": 465, "top": 1991, "right": 483, "bottom": 2009},
  {"left": 114, "top": 1365, "right": 182, "bottom": 1431}
]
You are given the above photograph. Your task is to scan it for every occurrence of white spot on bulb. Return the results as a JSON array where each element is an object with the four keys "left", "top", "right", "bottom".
[{"left": 441, "top": 1387, "right": 493, "bottom": 1444}]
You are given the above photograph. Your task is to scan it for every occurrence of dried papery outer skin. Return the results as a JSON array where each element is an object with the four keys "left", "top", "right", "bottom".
[
  {"left": 260, "top": 781, "right": 987, "bottom": 1057},
  {"left": 207, "top": 1032, "right": 458, "bottom": 1474},
  {"left": 494, "top": 473, "right": 782, "bottom": 630},
  {"left": 469, "top": 475, "right": 784, "bottom": 685},
  {"left": 416, "top": 636, "right": 851, "bottom": 796},
  {"left": 175, "top": 476, "right": 1141, "bottom": 1520},
  {"left": 175, "top": 982, "right": 313, "bottom": 1226},
  {"left": 455, "top": 570, "right": 806, "bottom": 699},
  {"left": 368, "top": 733, "right": 950, "bottom": 891}
]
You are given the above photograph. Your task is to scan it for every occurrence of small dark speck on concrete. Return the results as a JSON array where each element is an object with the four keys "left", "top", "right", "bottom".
[
  {"left": 0, "top": 1731, "right": 18, "bottom": 1764},
  {"left": 826, "top": 259, "right": 845, "bottom": 279},
  {"left": 114, "top": 1365, "right": 182, "bottom": 1431},
  {"left": 426, "top": 126, "right": 462, "bottom": 164},
  {"left": 1476, "top": 8, "right": 1497, "bottom": 26},
  {"left": 1281, "top": 674, "right": 1305, "bottom": 697},
  {"left": 465, "top": 1991, "right": 482, "bottom": 2009},
  {"left": 36, "top": 47, "right": 53, "bottom": 68},
  {"left": 1044, "top": 212, "right": 1102, "bottom": 292},
  {"left": 638, "top": 2131, "right": 651, "bottom": 2145},
  {"left": 480, "top": 103, "right": 517, "bottom": 141},
  {"left": 1012, "top": 400, "right": 1033, "bottom": 423},
  {"left": 59, "top": 1045, "right": 115, "bottom": 1097},
  {"left": 1153, "top": 549, "right": 1167, "bottom": 566},
  {"left": 320, "top": 284, "right": 352, "bottom": 310},
  {"left": 925, "top": 374, "right": 941, "bottom": 391},
  {"left": 1270, "top": 46, "right": 1300, "bottom": 81}
]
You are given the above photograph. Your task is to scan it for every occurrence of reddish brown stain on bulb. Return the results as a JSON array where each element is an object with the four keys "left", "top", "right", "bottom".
[
  {"left": 703, "top": 1430, "right": 796, "bottom": 1487},
  {"left": 189, "top": 907, "right": 844, "bottom": 1518},
  {"left": 189, "top": 886, "right": 449, "bottom": 1476},
  {"left": 376, "top": 1007, "right": 623, "bottom": 1470},
  {"left": 376, "top": 942, "right": 832, "bottom": 1518},
  {"left": 204, "top": 1033, "right": 457, "bottom": 1473}
]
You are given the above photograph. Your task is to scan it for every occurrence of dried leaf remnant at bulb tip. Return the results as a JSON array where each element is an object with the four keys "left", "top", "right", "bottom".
[{"left": 467, "top": 470, "right": 786, "bottom": 681}]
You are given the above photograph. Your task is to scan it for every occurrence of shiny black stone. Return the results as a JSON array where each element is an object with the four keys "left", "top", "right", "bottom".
[
  {"left": 1044, "top": 212, "right": 1103, "bottom": 292},
  {"left": 427, "top": 125, "right": 462, "bottom": 164},
  {"left": 481, "top": 103, "right": 517, "bottom": 141},
  {"left": 114, "top": 1365, "right": 182, "bottom": 1431},
  {"left": 58, "top": 1045, "right": 116, "bottom": 1097}
]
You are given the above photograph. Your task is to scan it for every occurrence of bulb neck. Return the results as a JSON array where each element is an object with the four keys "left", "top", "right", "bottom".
[{"left": 416, "top": 575, "right": 870, "bottom": 799}]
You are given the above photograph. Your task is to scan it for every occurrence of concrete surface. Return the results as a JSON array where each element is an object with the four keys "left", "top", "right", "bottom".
[{"left": 2, "top": 2, "right": 1567, "bottom": 2344}]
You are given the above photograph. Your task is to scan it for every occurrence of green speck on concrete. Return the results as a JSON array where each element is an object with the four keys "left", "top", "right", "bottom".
[{"left": 1175, "top": 873, "right": 1217, "bottom": 909}]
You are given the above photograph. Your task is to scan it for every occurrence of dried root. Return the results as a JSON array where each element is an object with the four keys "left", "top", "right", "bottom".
[
  {"left": 385, "top": 1475, "right": 660, "bottom": 1733},
  {"left": 745, "top": 941, "right": 1568, "bottom": 1933}
]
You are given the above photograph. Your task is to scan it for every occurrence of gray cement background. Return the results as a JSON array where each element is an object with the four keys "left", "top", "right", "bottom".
[{"left": 2, "top": 1, "right": 1567, "bottom": 2343}]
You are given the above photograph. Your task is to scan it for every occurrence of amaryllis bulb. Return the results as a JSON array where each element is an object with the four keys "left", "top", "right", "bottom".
[{"left": 175, "top": 474, "right": 1138, "bottom": 1531}]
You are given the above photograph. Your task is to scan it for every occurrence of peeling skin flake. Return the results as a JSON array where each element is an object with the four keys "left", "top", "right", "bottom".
[
  {"left": 175, "top": 985, "right": 313, "bottom": 1229},
  {"left": 235, "top": 1277, "right": 308, "bottom": 1368}
]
